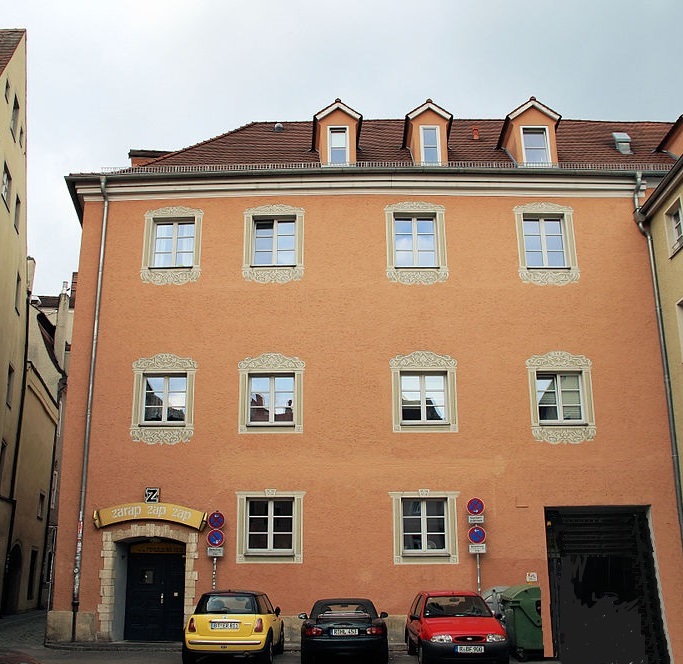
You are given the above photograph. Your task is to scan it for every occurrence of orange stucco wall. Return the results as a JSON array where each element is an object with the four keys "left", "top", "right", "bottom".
[{"left": 52, "top": 188, "right": 683, "bottom": 657}]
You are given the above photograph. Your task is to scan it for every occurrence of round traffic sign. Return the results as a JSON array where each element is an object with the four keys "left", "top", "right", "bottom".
[
  {"left": 466, "top": 497, "right": 485, "bottom": 515},
  {"left": 208, "top": 511, "right": 225, "bottom": 529},
  {"left": 207, "top": 529, "right": 225, "bottom": 547},
  {"left": 467, "top": 525, "right": 487, "bottom": 544}
]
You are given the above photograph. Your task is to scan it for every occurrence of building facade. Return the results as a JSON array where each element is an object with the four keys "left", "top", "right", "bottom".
[{"left": 51, "top": 97, "right": 683, "bottom": 663}]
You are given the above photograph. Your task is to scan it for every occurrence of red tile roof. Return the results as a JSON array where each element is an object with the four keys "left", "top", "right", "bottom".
[
  {"left": 139, "top": 114, "right": 676, "bottom": 170},
  {"left": 0, "top": 29, "right": 25, "bottom": 77}
]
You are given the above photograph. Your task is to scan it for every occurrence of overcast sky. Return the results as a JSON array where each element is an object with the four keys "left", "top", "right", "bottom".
[{"left": 5, "top": 0, "right": 683, "bottom": 295}]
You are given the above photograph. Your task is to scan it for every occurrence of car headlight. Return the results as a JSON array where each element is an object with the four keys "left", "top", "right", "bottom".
[
  {"left": 486, "top": 633, "right": 507, "bottom": 642},
  {"left": 430, "top": 634, "right": 453, "bottom": 643}
]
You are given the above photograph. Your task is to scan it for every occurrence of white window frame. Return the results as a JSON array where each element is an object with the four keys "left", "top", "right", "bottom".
[
  {"left": 243, "top": 204, "right": 304, "bottom": 283},
  {"left": 420, "top": 126, "right": 441, "bottom": 165},
  {"left": 1, "top": 163, "right": 11, "bottom": 207},
  {"left": 327, "top": 126, "right": 349, "bottom": 165},
  {"left": 385, "top": 202, "right": 448, "bottom": 285},
  {"left": 389, "top": 490, "right": 459, "bottom": 564},
  {"left": 141, "top": 206, "right": 203, "bottom": 285},
  {"left": 526, "top": 351, "right": 596, "bottom": 444},
  {"left": 236, "top": 489, "right": 305, "bottom": 563},
  {"left": 390, "top": 351, "right": 457, "bottom": 432},
  {"left": 521, "top": 126, "right": 551, "bottom": 165},
  {"left": 130, "top": 353, "right": 197, "bottom": 445},
  {"left": 514, "top": 202, "right": 579, "bottom": 285},
  {"left": 238, "top": 353, "right": 305, "bottom": 433},
  {"left": 666, "top": 199, "right": 683, "bottom": 254}
]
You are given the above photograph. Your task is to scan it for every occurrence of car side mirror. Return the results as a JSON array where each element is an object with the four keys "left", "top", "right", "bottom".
[
  {"left": 380, "top": 611, "right": 388, "bottom": 619},
  {"left": 495, "top": 613, "right": 503, "bottom": 620},
  {"left": 297, "top": 612, "right": 309, "bottom": 620},
  {"left": 410, "top": 614, "right": 420, "bottom": 621},
  {"left": 275, "top": 607, "right": 281, "bottom": 617}
]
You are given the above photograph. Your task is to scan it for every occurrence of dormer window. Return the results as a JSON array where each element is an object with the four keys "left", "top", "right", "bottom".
[
  {"left": 522, "top": 127, "right": 550, "bottom": 165},
  {"left": 329, "top": 127, "right": 349, "bottom": 165},
  {"left": 420, "top": 126, "right": 440, "bottom": 164},
  {"left": 612, "top": 132, "right": 632, "bottom": 155}
]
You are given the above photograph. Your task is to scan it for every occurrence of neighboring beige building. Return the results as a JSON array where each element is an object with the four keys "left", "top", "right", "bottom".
[
  {"left": 636, "top": 138, "right": 683, "bottom": 543},
  {"left": 0, "top": 28, "right": 67, "bottom": 614}
]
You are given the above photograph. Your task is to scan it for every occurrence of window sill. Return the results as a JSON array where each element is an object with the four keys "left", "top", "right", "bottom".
[
  {"left": 531, "top": 424, "right": 596, "bottom": 444},
  {"left": 387, "top": 266, "right": 448, "bottom": 285},
  {"left": 140, "top": 266, "right": 200, "bottom": 285},
  {"left": 130, "top": 425, "right": 194, "bottom": 445}
]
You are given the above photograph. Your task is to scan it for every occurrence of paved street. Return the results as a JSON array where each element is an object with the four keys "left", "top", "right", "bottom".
[{"left": 0, "top": 610, "right": 555, "bottom": 664}]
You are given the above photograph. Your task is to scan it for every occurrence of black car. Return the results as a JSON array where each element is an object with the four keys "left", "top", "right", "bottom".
[{"left": 298, "top": 597, "right": 389, "bottom": 664}]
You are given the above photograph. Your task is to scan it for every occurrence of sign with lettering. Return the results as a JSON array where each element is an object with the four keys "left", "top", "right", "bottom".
[{"left": 93, "top": 502, "right": 207, "bottom": 530}]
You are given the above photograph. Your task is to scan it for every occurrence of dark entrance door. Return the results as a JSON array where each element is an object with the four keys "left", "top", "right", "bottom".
[
  {"left": 124, "top": 541, "right": 185, "bottom": 641},
  {"left": 545, "top": 506, "right": 670, "bottom": 664}
]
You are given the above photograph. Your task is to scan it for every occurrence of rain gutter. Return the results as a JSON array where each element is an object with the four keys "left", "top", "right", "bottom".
[
  {"left": 71, "top": 175, "right": 109, "bottom": 639},
  {"left": 633, "top": 171, "right": 683, "bottom": 552}
]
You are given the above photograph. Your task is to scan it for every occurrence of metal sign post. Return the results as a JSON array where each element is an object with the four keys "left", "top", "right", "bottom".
[{"left": 466, "top": 499, "right": 487, "bottom": 594}]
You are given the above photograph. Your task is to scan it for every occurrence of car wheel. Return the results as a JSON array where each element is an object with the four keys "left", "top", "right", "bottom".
[
  {"left": 406, "top": 629, "right": 417, "bottom": 655},
  {"left": 515, "top": 647, "right": 527, "bottom": 662},
  {"left": 275, "top": 623, "right": 285, "bottom": 654},
  {"left": 181, "top": 644, "right": 197, "bottom": 664},
  {"left": 417, "top": 641, "right": 431, "bottom": 664},
  {"left": 258, "top": 633, "right": 274, "bottom": 664}
]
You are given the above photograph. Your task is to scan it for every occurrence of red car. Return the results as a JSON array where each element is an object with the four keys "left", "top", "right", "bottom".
[{"left": 405, "top": 590, "right": 509, "bottom": 664}]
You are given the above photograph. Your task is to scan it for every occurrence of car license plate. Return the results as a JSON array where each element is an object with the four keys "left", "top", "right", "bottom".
[
  {"left": 457, "top": 645, "right": 485, "bottom": 653},
  {"left": 211, "top": 620, "right": 239, "bottom": 630},
  {"left": 331, "top": 628, "right": 358, "bottom": 636}
]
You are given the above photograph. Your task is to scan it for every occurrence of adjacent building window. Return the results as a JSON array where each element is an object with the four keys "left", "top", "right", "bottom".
[
  {"left": 1, "top": 163, "right": 11, "bottom": 207},
  {"left": 130, "top": 353, "right": 197, "bottom": 445},
  {"left": 10, "top": 96, "right": 19, "bottom": 139},
  {"left": 238, "top": 353, "right": 305, "bottom": 433},
  {"left": 4, "top": 80, "right": 9, "bottom": 103},
  {"left": 14, "top": 273, "right": 21, "bottom": 313},
  {"left": 667, "top": 200, "right": 683, "bottom": 253},
  {"left": 243, "top": 205, "right": 304, "bottom": 283},
  {"left": 420, "top": 126, "right": 441, "bottom": 164},
  {"left": 328, "top": 127, "right": 349, "bottom": 165},
  {"left": 526, "top": 351, "right": 596, "bottom": 444},
  {"left": 390, "top": 351, "right": 457, "bottom": 432},
  {"left": 37, "top": 492, "right": 46, "bottom": 520},
  {"left": 13, "top": 195, "right": 20, "bottom": 232},
  {"left": 385, "top": 202, "right": 448, "bottom": 284},
  {"left": 389, "top": 490, "right": 459, "bottom": 564},
  {"left": 236, "top": 489, "right": 305, "bottom": 563},
  {"left": 514, "top": 202, "right": 579, "bottom": 285},
  {"left": 6, "top": 365, "right": 14, "bottom": 408},
  {"left": 522, "top": 127, "right": 551, "bottom": 165},
  {"left": 141, "top": 206, "right": 203, "bottom": 285}
]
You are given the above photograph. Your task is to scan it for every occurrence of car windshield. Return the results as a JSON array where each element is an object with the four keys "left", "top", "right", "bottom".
[
  {"left": 424, "top": 595, "right": 491, "bottom": 617},
  {"left": 312, "top": 600, "right": 378, "bottom": 619},
  {"left": 197, "top": 594, "right": 257, "bottom": 614}
]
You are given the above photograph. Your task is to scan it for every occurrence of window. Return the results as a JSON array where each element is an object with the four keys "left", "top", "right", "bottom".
[
  {"left": 4, "top": 80, "right": 9, "bottom": 103},
  {"left": 243, "top": 205, "right": 304, "bottom": 283},
  {"left": 420, "top": 126, "right": 440, "bottom": 165},
  {"left": 10, "top": 96, "right": 19, "bottom": 139},
  {"left": 514, "top": 202, "right": 579, "bottom": 285},
  {"left": 0, "top": 440, "right": 7, "bottom": 481},
  {"left": 6, "top": 365, "right": 14, "bottom": 408},
  {"left": 385, "top": 202, "right": 448, "bottom": 284},
  {"left": 526, "top": 351, "right": 596, "bottom": 444},
  {"left": 236, "top": 489, "right": 305, "bottom": 563},
  {"left": 141, "top": 206, "right": 203, "bottom": 285},
  {"left": 14, "top": 273, "right": 21, "bottom": 313},
  {"left": 328, "top": 127, "right": 348, "bottom": 165},
  {"left": 130, "top": 353, "right": 197, "bottom": 445},
  {"left": 13, "top": 195, "right": 20, "bottom": 232},
  {"left": 389, "top": 490, "right": 459, "bottom": 564},
  {"left": 522, "top": 127, "right": 550, "bottom": 165},
  {"left": 37, "top": 492, "right": 46, "bottom": 519},
  {"left": 238, "top": 353, "right": 305, "bottom": 433},
  {"left": 667, "top": 200, "right": 683, "bottom": 253},
  {"left": 1, "top": 164, "right": 11, "bottom": 206},
  {"left": 390, "top": 351, "right": 457, "bottom": 432}
]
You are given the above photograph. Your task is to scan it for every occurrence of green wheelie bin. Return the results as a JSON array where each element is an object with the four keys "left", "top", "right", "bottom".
[{"left": 500, "top": 585, "right": 543, "bottom": 661}]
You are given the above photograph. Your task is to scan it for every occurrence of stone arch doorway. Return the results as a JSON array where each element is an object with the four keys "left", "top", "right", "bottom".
[{"left": 98, "top": 523, "right": 198, "bottom": 641}]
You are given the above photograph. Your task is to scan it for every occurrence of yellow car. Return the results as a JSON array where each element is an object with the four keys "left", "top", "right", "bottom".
[{"left": 183, "top": 589, "right": 284, "bottom": 663}]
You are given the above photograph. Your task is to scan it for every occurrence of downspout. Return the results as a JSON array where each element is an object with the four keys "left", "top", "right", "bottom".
[
  {"left": 71, "top": 176, "right": 109, "bottom": 640},
  {"left": 634, "top": 171, "right": 683, "bottom": 552}
]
